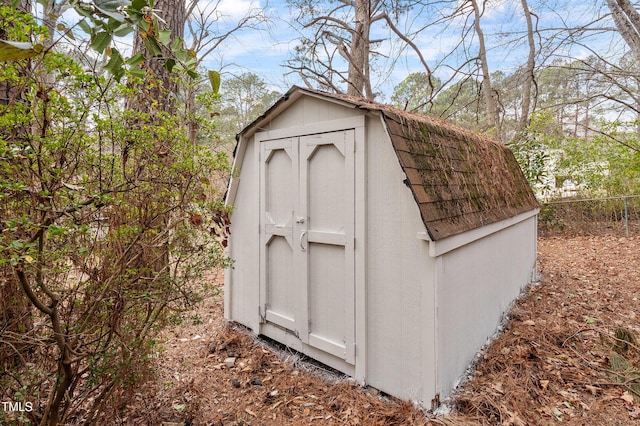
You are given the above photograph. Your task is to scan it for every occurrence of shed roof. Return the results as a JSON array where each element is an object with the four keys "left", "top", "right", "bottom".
[{"left": 238, "top": 86, "right": 539, "bottom": 241}]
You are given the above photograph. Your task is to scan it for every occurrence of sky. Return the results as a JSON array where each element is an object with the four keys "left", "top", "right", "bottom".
[
  {"left": 48, "top": 0, "right": 624, "bottom": 100},
  {"left": 201, "top": 0, "right": 623, "bottom": 100}
]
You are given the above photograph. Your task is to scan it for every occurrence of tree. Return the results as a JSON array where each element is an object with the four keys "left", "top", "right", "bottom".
[
  {"left": 0, "top": 0, "right": 35, "bottom": 370},
  {"left": 128, "top": 0, "right": 187, "bottom": 115},
  {"left": 391, "top": 72, "right": 442, "bottom": 113},
  {"left": 606, "top": 0, "right": 640, "bottom": 63},
  {"left": 468, "top": 0, "right": 502, "bottom": 141},
  {"left": 1, "top": 7, "right": 229, "bottom": 426},
  {"left": 605, "top": 0, "right": 640, "bottom": 134},
  {"left": 287, "top": 0, "right": 436, "bottom": 100},
  {"left": 183, "top": 0, "right": 267, "bottom": 144},
  {"left": 518, "top": 0, "right": 538, "bottom": 131},
  {"left": 219, "top": 73, "right": 281, "bottom": 132},
  {"left": 203, "top": 73, "right": 282, "bottom": 164}
]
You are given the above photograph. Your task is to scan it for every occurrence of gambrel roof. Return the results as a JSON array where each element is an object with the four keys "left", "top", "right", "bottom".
[{"left": 238, "top": 86, "right": 539, "bottom": 241}]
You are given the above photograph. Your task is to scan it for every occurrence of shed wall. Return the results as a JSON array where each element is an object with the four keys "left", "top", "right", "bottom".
[
  {"left": 365, "top": 117, "right": 437, "bottom": 404},
  {"left": 267, "top": 95, "right": 362, "bottom": 129},
  {"left": 224, "top": 137, "right": 260, "bottom": 331},
  {"left": 435, "top": 216, "right": 537, "bottom": 396}
]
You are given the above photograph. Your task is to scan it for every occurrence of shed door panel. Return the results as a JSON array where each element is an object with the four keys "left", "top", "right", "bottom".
[
  {"left": 260, "top": 130, "right": 355, "bottom": 365},
  {"left": 301, "top": 131, "right": 355, "bottom": 363},
  {"left": 261, "top": 138, "right": 298, "bottom": 332}
]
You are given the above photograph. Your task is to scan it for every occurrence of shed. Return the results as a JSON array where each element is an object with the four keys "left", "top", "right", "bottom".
[{"left": 224, "top": 86, "right": 540, "bottom": 407}]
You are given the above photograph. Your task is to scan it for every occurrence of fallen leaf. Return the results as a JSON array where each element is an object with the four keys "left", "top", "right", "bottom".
[
  {"left": 540, "top": 380, "right": 550, "bottom": 391},
  {"left": 585, "top": 385, "right": 601, "bottom": 395},
  {"left": 621, "top": 391, "right": 635, "bottom": 404},
  {"left": 523, "top": 320, "right": 536, "bottom": 326},
  {"left": 491, "top": 382, "right": 505, "bottom": 394},
  {"left": 270, "top": 401, "right": 283, "bottom": 410}
]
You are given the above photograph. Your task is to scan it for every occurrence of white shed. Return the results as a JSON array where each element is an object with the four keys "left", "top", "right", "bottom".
[{"left": 224, "top": 86, "right": 539, "bottom": 408}]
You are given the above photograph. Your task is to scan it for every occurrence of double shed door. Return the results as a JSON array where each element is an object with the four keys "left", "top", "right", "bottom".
[{"left": 259, "top": 129, "right": 355, "bottom": 364}]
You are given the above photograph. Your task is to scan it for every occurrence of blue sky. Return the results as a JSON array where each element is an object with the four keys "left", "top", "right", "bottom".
[
  {"left": 204, "top": 0, "right": 624, "bottom": 100},
  {"left": 48, "top": 0, "right": 624, "bottom": 100}
]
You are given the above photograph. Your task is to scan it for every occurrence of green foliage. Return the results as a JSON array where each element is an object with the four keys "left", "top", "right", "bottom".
[
  {"left": 213, "top": 72, "right": 281, "bottom": 150},
  {"left": 208, "top": 70, "right": 221, "bottom": 95},
  {"left": 0, "top": 8, "right": 229, "bottom": 426},
  {"left": 391, "top": 72, "right": 442, "bottom": 113},
  {"left": 430, "top": 77, "right": 485, "bottom": 130},
  {"left": 1, "top": 2, "right": 198, "bottom": 81},
  {"left": 509, "top": 111, "right": 560, "bottom": 195},
  {"left": 0, "top": 40, "right": 42, "bottom": 60}
]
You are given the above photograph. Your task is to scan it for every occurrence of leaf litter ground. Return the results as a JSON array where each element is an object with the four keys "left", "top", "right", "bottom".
[{"left": 108, "top": 236, "right": 640, "bottom": 425}]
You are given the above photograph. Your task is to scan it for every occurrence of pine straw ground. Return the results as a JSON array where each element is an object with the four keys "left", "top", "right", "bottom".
[{"left": 109, "top": 236, "right": 640, "bottom": 425}]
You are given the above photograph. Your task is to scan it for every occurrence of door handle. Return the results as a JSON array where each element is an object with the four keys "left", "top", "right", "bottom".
[{"left": 299, "top": 230, "right": 307, "bottom": 252}]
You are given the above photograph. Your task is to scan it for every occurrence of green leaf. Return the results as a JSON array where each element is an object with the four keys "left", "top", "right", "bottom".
[
  {"left": 104, "top": 49, "right": 125, "bottom": 80},
  {"left": 95, "top": 6, "right": 126, "bottom": 22},
  {"left": 126, "top": 52, "right": 146, "bottom": 67},
  {"left": 143, "top": 36, "right": 162, "bottom": 57},
  {"left": 114, "top": 23, "right": 135, "bottom": 37},
  {"left": 0, "top": 40, "right": 41, "bottom": 61},
  {"left": 165, "top": 58, "right": 176, "bottom": 73},
  {"left": 187, "top": 70, "right": 200, "bottom": 80},
  {"left": 90, "top": 32, "right": 112, "bottom": 53},
  {"left": 208, "top": 70, "right": 220, "bottom": 95},
  {"left": 131, "top": 0, "right": 147, "bottom": 10},
  {"left": 158, "top": 29, "right": 172, "bottom": 46},
  {"left": 171, "top": 37, "right": 184, "bottom": 52},
  {"left": 95, "top": 0, "right": 132, "bottom": 9},
  {"left": 138, "top": 18, "right": 151, "bottom": 33},
  {"left": 48, "top": 225, "right": 67, "bottom": 236},
  {"left": 78, "top": 20, "right": 92, "bottom": 34},
  {"left": 128, "top": 68, "right": 146, "bottom": 79}
]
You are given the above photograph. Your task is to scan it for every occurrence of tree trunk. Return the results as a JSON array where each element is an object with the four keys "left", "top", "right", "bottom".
[
  {"left": 0, "top": 0, "right": 34, "bottom": 368},
  {"left": 124, "top": 0, "right": 187, "bottom": 292},
  {"left": 347, "top": 0, "right": 372, "bottom": 99},
  {"left": 518, "top": 0, "right": 536, "bottom": 132},
  {"left": 470, "top": 0, "right": 502, "bottom": 141},
  {"left": 606, "top": 0, "right": 640, "bottom": 137},
  {"left": 129, "top": 0, "right": 186, "bottom": 114},
  {"left": 607, "top": 0, "right": 640, "bottom": 63},
  {"left": 0, "top": 0, "right": 31, "bottom": 104}
]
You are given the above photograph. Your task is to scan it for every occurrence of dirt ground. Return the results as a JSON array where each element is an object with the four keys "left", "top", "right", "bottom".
[{"left": 111, "top": 236, "right": 640, "bottom": 425}]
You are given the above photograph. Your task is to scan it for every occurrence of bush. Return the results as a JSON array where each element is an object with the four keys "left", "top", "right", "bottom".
[{"left": 0, "top": 9, "right": 229, "bottom": 426}]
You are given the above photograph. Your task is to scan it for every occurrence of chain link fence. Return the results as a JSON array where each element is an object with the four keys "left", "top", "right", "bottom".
[{"left": 539, "top": 195, "right": 640, "bottom": 237}]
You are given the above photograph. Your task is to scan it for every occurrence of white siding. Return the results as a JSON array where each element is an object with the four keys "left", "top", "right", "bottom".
[
  {"left": 225, "top": 137, "right": 260, "bottom": 331},
  {"left": 435, "top": 216, "right": 537, "bottom": 396},
  {"left": 365, "top": 116, "right": 437, "bottom": 404},
  {"left": 267, "top": 96, "right": 362, "bottom": 130}
]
